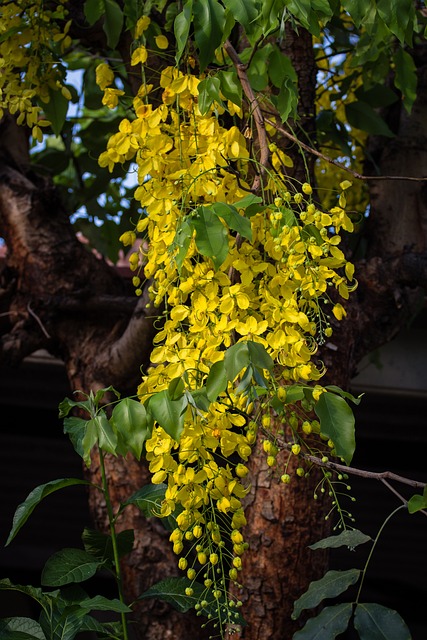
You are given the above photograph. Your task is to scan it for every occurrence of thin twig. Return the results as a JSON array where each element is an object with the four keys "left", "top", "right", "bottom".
[
  {"left": 304, "top": 450, "right": 426, "bottom": 489},
  {"left": 223, "top": 40, "right": 270, "bottom": 192},
  {"left": 27, "top": 302, "right": 51, "bottom": 339},
  {"left": 265, "top": 117, "right": 427, "bottom": 183}
]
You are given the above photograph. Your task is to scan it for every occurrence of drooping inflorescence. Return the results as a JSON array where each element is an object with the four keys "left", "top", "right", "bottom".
[{"left": 95, "top": 15, "right": 358, "bottom": 632}]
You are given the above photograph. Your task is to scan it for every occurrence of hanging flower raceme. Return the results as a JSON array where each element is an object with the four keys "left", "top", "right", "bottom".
[
  {"left": 98, "top": 43, "right": 358, "bottom": 630},
  {"left": 0, "top": 0, "right": 72, "bottom": 140}
]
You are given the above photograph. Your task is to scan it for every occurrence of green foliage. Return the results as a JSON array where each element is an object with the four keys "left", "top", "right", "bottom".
[
  {"left": 293, "top": 515, "right": 414, "bottom": 639},
  {"left": 314, "top": 391, "right": 356, "bottom": 465}
]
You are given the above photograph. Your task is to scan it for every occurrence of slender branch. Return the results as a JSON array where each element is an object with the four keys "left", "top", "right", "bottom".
[
  {"left": 265, "top": 117, "right": 427, "bottom": 182},
  {"left": 274, "top": 436, "right": 426, "bottom": 514},
  {"left": 27, "top": 302, "right": 51, "bottom": 339},
  {"left": 223, "top": 40, "right": 269, "bottom": 192},
  {"left": 305, "top": 451, "right": 426, "bottom": 489}
]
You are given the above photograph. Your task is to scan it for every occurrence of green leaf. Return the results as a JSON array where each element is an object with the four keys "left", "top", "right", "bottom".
[
  {"left": 193, "top": 0, "right": 225, "bottom": 72},
  {"left": 138, "top": 577, "right": 200, "bottom": 612},
  {"left": 341, "top": 0, "right": 374, "bottom": 27},
  {"left": 377, "top": 0, "right": 416, "bottom": 46},
  {"left": 224, "top": 342, "right": 251, "bottom": 381},
  {"left": 345, "top": 101, "right": 395, "bottom": 137},
  {"left": 309, "top": 529, "right": 372, "bottom": 550},
  {"left": 81, "top": 419, "right": 98, "bottom": 467},
  {"left": 218, "top": 70, "right": 242, "bottom": 107},
  {"left": 292, "top": 569, "right": 360, "bottom": 619},
  {"left": 93, "top": 414, "right": 118, "bottom": 456},
  {"left": 6, "top": 479, "right": 91, "bottom": 546},
  {"left": 187, "top": 388, "right": 211, "bottom": 413},
  {"left": 407, "top": 486, "right": 427, "bottom": 514},
  {"left": 324, "top": 385, "right": 362, "bottom": 405},
  {"left": 0, "top": 580, "right": 49, "bottom": 609},
  {"left": 210, "top": 202, "right": 253, "bottom": 240},
  {"left": 293, "top": 603, "right": 353, "bottom": 639},
  {"left": 197, "top": 76, "right": 225, "bottom": 115},
  {"left": 314, "top": 391, "right": 356, "bottom": 465},
  {"left": 355, "top": 84, "right": 398, "bottom": 109},
  {"left": 354, "top": 603, "right": 412, "bottom": 640},
  {"left": 169, "top": 377, "right": 185, "bottom": 400},
  {"left": 111, "top": 397, "right": 149, "bottom": 459},
  {"left": 84, "top": 0, "right": 103, "bottom": 25},
  {"left": 38, "top": 608, "right": 82, "bottom": 640},
  {"left": 82, "top": 528, "right": 134, "bottom": 562},
  {"left": 102, "top": 0, "right": 124, "bottom": 49},
  {"left": 224, "top": 341, "right": 273, "bottom": 382},
  {"left": 233, "top": 194, "right": 263, "bottom": 210},
  {"left": 283, "top": 384, "right": 305, "bottom": 403},
  {"left": 124, "top": 483, "right": 167, "bottom": 517},
  {"left": 192, "top": 207, "right": 229, "bottom": 269},
  {"left": 125, "top": 483, "right": 181, "bottom": 531},
  {"left": 393, "top": 48, "right": 417, "bottom": 114},
  {"left": 0, "top": 618, "right": 46, "bottom": 640},
  {"left": 41, "top": 549, "right": 103, "bottom": 587},
  {"left": 63, "top": 417, "right": 87, "bottom": 459},
  {"left": 206, "top": 360, "right": 228, "bottom": 401},
  {"left": 172, "top": 219, "right": 194, "bottom": 272},
  {"left": 247, "top": 341, "right": 274, "bottom": 371},
  {"left": 271, "top": 76, "right": 299, "bottom": 123},
  {"left": 174, "top": 0, "right": 193, "bottom": 64},
  {"left": 246, "top": 46, "right": 271, "bottom": 91},
  {"left": 268, "top": 48, "right": 298, "bottom": 88},
  {"left": 79, "top": 595, "right": 131, "bottom": 613},
  {"left": 222, "top": 0, "right": 259, "bottom": 35},
  {"left": 148, "top": 389, "right": 188, "bottom": 441},
  {"left": 140, "top": 576, "right": 247, "bottom": 625},
  {"left": 42, "top": 90, "right": 69, "bottom": 136}
]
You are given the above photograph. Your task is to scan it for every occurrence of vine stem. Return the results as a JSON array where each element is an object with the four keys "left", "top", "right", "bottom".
[
  {"left": 99, "top": 448, "right": 129, "bottom": 640},
  {"left": 355, "top": 504, "right": 406, "bottom": 604}
]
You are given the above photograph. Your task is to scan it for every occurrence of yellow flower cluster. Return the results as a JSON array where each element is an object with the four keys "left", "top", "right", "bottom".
[
  {"left": 0, "top": 0, "right": 71, "bottom": 141},
  {"left": 98, "top": 48, "right": 357, "bottom": 620}
]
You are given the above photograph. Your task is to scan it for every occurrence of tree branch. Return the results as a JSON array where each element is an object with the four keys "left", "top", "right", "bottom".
[
  {"left": 95, "top": 285, "right": 158, "bottom": 388},
  {"left": 274, "top": 436, "right": 426, "bottom": 514},
  {"left": 265, "top": 117, "right": 427, "bottom": 183},
  {"left": 223, "top": 40, "right": 269, "bottom": 192}
]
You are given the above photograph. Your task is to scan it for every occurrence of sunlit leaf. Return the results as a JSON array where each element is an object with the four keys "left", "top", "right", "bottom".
[
  {"left": 206, "top": 361, "right": 228, "bottom": 401},
  {"left": 193, "top": 0, "right": 225, "bottom": 71},
  {"left": 148, "top": 390, "right": 188, "bottom": 441},
  {"left": 112, "top": 397, "right": 150, "bottom": 459},
  {"left": 314, "top": 392, "right": 356, "bottom": 465},
  {"left": 192, "top": 207, "right": 229, "bottom": 269}
]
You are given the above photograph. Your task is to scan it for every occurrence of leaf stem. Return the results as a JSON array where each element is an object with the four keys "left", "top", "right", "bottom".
[
  {"left": 99, "top": 448, "right": 129, "bottom": 640},
  {"left": 355, "top": 504, "right": 405, "bottom": 604}
]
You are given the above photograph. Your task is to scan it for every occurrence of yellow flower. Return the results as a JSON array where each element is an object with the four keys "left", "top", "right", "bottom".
[
  {"left": 135, "top": 15, "right": 151, "bottom": 37},
  {"left": 102, "top": 88, "right": 125, "bottom": 109},
  {"left": 155, "top": 35, "right": 169, "bottom": 49},
  {"left": 131, "top": 46, "right": 148, "bottom": 66},
  {"left": 95, "top": 63, "right": 114, "bottom": 91}
]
